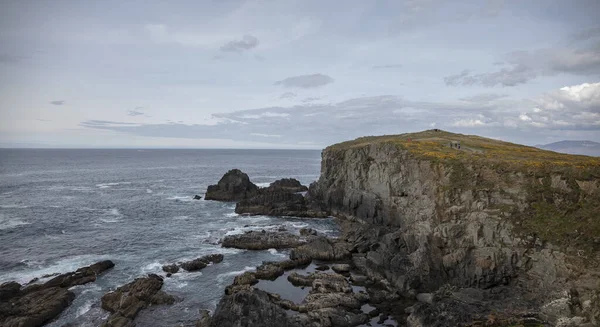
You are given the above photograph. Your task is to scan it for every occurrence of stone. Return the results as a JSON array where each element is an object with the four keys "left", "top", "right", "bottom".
[
  {"left": 162, "top": 264, "right": 179, "bottom": 274},
  {"left": 331, "top": 264, "right": 351, "bottom": 274},
  {"left": 221, "top": 231, "right": 308, "bottom": 250},
  {"left": 299, "top": 228, "right": 317, "bottom": 236},
  {"left": 205, "top": 169, "right": 258, "bottom": 201},
  {"left": 180, "top": 254, "right": 224, "bottom": 272},
  {"left": 193, "top": 195, "right": 202, "bottom": 200},
  {"left": 290, "top": 237, "right": 351, "bottom": 261},
  {"left": 100, "top": 274, "right": 175, "bottom": 326}
]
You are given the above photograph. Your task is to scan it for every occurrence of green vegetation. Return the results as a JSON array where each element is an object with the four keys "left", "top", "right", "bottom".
[{"left": 327, "top": 130, "right": 600, "bottom": 257}]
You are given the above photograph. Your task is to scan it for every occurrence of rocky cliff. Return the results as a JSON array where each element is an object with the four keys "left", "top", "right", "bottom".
[{"left": 308, "top": 130, "right": 600, "bottom": 326}]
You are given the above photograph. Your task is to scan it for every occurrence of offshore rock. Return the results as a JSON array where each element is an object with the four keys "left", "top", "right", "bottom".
[
  {"left": 221, "top": 231, "right": 309, "bottom": 250},
  {"left": 205, "top": 169, "right": 258, "bottom": 201},
  {"left": 0, "top": 260, "right": 114, "bottom": 327},
  {"left": 100, "top": 274, "right": 175, "bottom": 327},
  {"left": 235, "top": 178, "right": 328, "bottom": 217}
]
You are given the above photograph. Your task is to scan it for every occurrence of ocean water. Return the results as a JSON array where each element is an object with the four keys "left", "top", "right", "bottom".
[{"left": 0, "top": 149, "right": 337, "bottom": 326}]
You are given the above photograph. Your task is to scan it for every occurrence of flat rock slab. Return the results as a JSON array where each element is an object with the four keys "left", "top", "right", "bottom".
[{"left": 222, "top": 231, "right": 310, "bottom": 250}]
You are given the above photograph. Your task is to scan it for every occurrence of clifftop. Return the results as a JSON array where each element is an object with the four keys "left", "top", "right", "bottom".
[{"left": 328, "top": 129, "right": 600, "bottom": 170}]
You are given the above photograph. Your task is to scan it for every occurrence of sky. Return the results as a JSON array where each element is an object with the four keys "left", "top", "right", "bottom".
[{"left": 0, "top": 0, "right": 599, "bottom": 149}]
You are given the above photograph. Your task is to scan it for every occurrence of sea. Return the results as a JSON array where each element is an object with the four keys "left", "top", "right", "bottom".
[{"left": 0, "top": 149, "right": 339, "bottom": 326}]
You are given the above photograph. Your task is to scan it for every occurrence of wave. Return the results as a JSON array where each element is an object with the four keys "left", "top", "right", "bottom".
[
  {"left": 146, "top": 188, "right": 153, "bottom": 194},
  {"left": 267, "top": 248, "right": 287, "bottom": 258},
  {"left": 216, "top": 266, "right": 255, "bottom": 283},
  {"left": 0, "top": 213, "right": 31, "bottom": 230},
  {"left": 75, "top": 300, "right": 94, "bottom": 318},
  {"left": 96, "top": 182, "right": 132, "bottom": 189},
  {"left": 255, "top": 182, "right": 271, "bottom": 188},
  {"left": 0, "top": 204, "right": 29, "bottom": 209}
]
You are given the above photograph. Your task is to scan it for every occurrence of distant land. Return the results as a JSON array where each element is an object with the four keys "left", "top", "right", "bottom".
[{"left": 537, "top": 140, "right": 600, "bottom": 157}]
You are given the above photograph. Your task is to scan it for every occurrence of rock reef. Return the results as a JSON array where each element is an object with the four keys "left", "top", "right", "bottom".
[{"left": 205, "top": 169, "right": 259, "bottom": 201}]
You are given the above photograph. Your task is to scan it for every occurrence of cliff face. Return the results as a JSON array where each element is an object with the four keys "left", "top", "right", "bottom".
[{"left": 309, "top": 130, "right": 600, "bottom": 325}]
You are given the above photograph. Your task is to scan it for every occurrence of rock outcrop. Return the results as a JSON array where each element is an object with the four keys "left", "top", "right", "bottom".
[
  {"left": 235, "top": 178, "right": 328, "bottom": 217},
  {"left": 307, "top": 130, "right": 600, "bottom": 325},
  {"left": 0, "top": 260, "right": 114, "bottom": 327},
  {"left": 100, "top": 274, "right": 175, "bottom": 327},
  {"left": 221, "top": 231, "right": 310, "bottom": 250},
  {"left": 205, "top": 169, "right": 258, "bottom": 201},
  {"left": 161, "top": 254, "right": 224, "bottom": 275}
]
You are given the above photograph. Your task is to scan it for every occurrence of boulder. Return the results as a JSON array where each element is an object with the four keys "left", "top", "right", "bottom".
[
  {"left": 162, "top": 264, "right": 179, "bottom": 274},
  {"left": 221, "top": 231, "right": 308, "bottom": 250},
  {"left": 205, "top": 169, "right": 258, "bottom": 201},
  {"left": 331, "top": 264, "right": 351, "bottom": 274},
  {"left": 100, "top": 274, "right": 175, "bottom": 327},
  {"left": 193, "top": 195, "right": 202, "bottom": 200},
  {"left": 179, "top": 254, "right": 224, "bottom": 272},
  {"left": 0, "top": 260, "right": 114, "bottom": 327},
  {"left": 235, "top": 178, "right": 328, "bottom": 217},
  {"left": 290, "top": 237, "right": 352, "bottom": 261}
]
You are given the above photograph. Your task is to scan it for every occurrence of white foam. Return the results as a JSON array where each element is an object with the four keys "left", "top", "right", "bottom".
[
  {"left": 238, "top": 215, "right": 271, "bottom": 222},
  {"left": 75, "top": 300, "right": 94, "bottom": 317},
  {"left": 107, "top": 208, "right": 123, "bottom": 217},
  {"left": 166, "top": 195, "right": 193, "bottom": 202},
  {"left": 99, "top": 218, "right": 119, "bottom": 223},
  {"left": 224, "top": 212, "right": 239, "bottom": 218},
  {"left": 141, "top": 261, "right": 162, "bottom": 273},
  {"left": 96, "top": 182, "right": 131, "bottom": 189},
  {"left": 255, "top": 182, "right": 271, "bottom": 188},
  {"left": 0, "top": 204, "right": 29, "bottom": 209},
  {"left": 216, "top": 266, "right": 255, "bottom": 283},
  {"left": 146, "top": 189, "right": 153, "bottom": 194},
  {"left": 267, "top": 248, "right": 287, "bottom": 258},
  {"left": 0, "top": 213, "right": 31, "bottom": 230}
]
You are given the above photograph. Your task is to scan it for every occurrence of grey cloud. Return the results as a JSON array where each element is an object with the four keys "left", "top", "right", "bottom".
[
  {"left": 459, "top": 93, "right": 508, "bottom": 102},
  {"left": 50, "top": 100, "right": 65, "bottom": 106},
  {"left": 0, "top": 53, "right": 24, "bottom": 64},
  {"left": 128, "top": 108, "right": 145, "bottom": 116},
  {"left": 372, "top": 64, "right": 403, "bottom": 69},
  {"left": 275, "top": 74, "right": 334, "bottom": 89},
  {"left": 220, "top": 35, "right": 259, "bottom": 53},
  {"left": 570, "top": 26, "right": 600, "bottom": 42},
  {"left": 301, "top": 97, "right": 322, "bottom": 103},
  {"left": 445, "top": 44, "right": 600, "bottom": 87},
  {"left": 279, "top": 92, "right": 297, "bottom": 99},
  {"left": 81, "top": 120, "right": 140, "bottom": 127}
]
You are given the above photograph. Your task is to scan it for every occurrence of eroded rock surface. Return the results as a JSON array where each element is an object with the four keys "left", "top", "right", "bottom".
[
  {"left": 205, "top": 169, "right": 258, "bottom": 201},
  {"left": 222, "top": 231, "right": 310, "bottom": 250},
  {"left": 100, "top": 274, "right": 175, "bottom": 327},
  {"left": 0, "top": 260, "right": 114, "bottom": 327}
]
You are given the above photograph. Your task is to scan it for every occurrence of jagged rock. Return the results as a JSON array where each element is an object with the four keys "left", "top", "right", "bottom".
[
  {"left": 100, "top": 274, "right": 175, "bottom": 327},
  {"left": 290, "top": 237, "right": 352, "bottom": 261},
  {"left": 162, "top": 264, "right": 179, "bottom": 274},
  {"left": 235, "top": 178, "right": 328, "bottom": 217},
  {"left": 299, "top": 228, "right": 317, "bottom": 236},
  {"left": 196, "top": 309, "right": 212, "bottom": 327},
  {"left": 221, "top": 231, "right": 308, "bottom": 250},
  {"left": 193, "top": 195, "right": 202, "bottom": 200},
  {"left": 180, "top": 254, "right": 224, "bottom": 272},
  {"left": 205, "top": 169, "right": 258, "bottom": 201},
  {"left": 315, "top": 265, "right": 330, "bottom": 271},
  {"left": 287, "top": 272, "right": 315, "bottom": 287},
  {"left": 0, "top": 261, "right": 114, "bottom": 327},
  {"left": 331, "top": 264, "right": 351, "bottom": 274}
]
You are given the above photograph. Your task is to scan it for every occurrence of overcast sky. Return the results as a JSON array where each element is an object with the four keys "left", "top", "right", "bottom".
[{"left": 1, "top": 0, "right": 599, "bottom": 148}]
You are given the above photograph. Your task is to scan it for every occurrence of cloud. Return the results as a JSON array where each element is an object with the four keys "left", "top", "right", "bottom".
[
  {"left": 570, "top": 26, "right": 600, "bottom": 42},
  {"left": 279, "top": 92, "right": 297, "bottom": 99},
  {"left": 275, "top": 74, "right": 334, "bottom": 89},
  {"left": 372, "top": 64, "right": 403, "bottom": 69},
  {"left": 219, "top": 35, "right": 259, "bottom": 53},
  {"left": 301, "top": 97, "right": 323, "bottom": 103},
  {"left": 0, "top": 53, "right": 23, "bottom": 64},
  {"left": 128, "top": 108, "right": 145, "bottom": 116},
  {"left": 445, "top": 44, "right": 600, "bottom": 87},
  {"left": 50, "top": 100, "right": 65, "bottom": 106},
  {"left": 459, "top": 93, "right": 508, "bottom": 102}
]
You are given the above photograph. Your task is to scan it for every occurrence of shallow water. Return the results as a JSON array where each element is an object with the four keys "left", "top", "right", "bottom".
[{"left": 0, "top": 149, "right": 339, "bottom": 326}]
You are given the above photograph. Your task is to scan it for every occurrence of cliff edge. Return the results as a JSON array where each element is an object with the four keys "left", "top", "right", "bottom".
[{"left": 309, "top": 129, "right": 600, "bottom": 326}]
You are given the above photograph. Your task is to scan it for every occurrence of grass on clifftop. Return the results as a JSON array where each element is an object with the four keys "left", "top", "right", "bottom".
[{"left": 328, "top": 129, "right": 600, "bottom": 171}]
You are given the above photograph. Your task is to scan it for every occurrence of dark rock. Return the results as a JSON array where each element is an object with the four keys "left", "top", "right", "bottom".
[
  {"left": 315, "top": 265, "right": 330, "bottom": 271},
  {"left": 100, "top": 274, "right": 175, "bottom": 327},
  {"left": 196, "top": 309, "right": 212, "bottom": 327},
  {"left": 290, "top": 237, "right": 352, "bottom": 261},
  {"left": 299, "top": 228, "right": 317, "bottom": 236},
  {"left": 162, "top": 264, "right": 179, "bottom": 274},
  {"left": 235, "top": 178, "right": 328, "bottom": 217},
  {"left": 0, "top": 260, "right": 114, "bottom": 327},
  {"left": 205, "top": 169, "right": 258, "bottom": 201},
  {"left": 193, "top": 195, "right": 202, "bottom": 200},
  {"left": 180, "top": 254, "right": 224, "bottom": 272},
  {"left": 287, "top": 272, "right": 315, "bottom": 287},
  {"left": 221, "top": 231, "right": 308, "bottom": 250}
]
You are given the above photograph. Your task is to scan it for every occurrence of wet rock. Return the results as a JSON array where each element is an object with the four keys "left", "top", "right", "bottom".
[
  {"left": 221, "top": 231, "right": 308, "bottom": 250},
  {"left": 299, "top": 228, "right": 317, "bottom": 236},
  {"left": 315, "top": 265, "right": 330, "bottom": 271},
  {"left": 193, "top": 195, "right": 202, "bottom": 200},
  {"left": 180, "top": 254, "right": 224, "bottom": 272},
  {"left": 331, "top": 264, "right": 351, "bottom": 274},
  {"left": 287, "top": 272, "right": 315, "bottom": 287},
  {"left": 205, "top": 169, "right": 258, "bottom": 201},
  {"left": 162, "top": 264, "right": 179, "bottom": 274},
  {"left": 100, "top": 274, "right": 175, "bottom": 327},
  {"left": 349, "top": 274, "right": 368, "bottom": 285},
  {"left": 235, "top": 178, "right": 328, "bottom": 217},
  {"left": 196, "top": 309, "right": 212, "bottom": 327},
  {"left": 0, "top": 261, "right": 114, "bottom": 327},
  {"left": 416, "top": 293, "right": 433, "bottom": 304}
]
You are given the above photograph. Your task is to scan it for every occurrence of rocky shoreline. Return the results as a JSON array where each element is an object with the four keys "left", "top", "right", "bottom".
[{"left": 3, "top": 130, "right": 600, "bottom": 327}]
